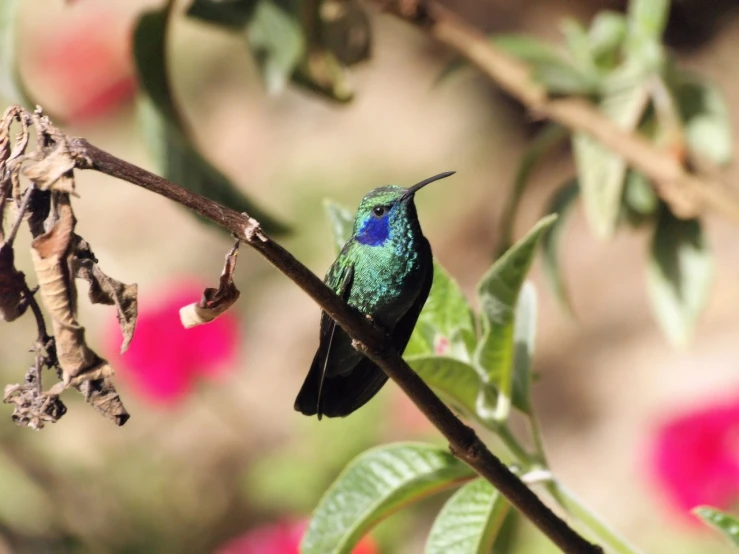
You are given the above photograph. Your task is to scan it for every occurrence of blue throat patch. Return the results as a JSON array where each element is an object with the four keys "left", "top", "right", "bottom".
[{"left": 356, "top": 213, "right": 390, "bottom": 246}]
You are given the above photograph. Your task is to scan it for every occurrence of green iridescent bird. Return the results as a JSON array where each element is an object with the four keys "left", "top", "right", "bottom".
[{"left": 295, "top": 171, "right": 455, "bottom": 419}]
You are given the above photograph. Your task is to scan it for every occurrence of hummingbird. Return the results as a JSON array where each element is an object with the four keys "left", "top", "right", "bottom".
[{"left": 294, "top": 171, "right": 455, "bottom": 419}]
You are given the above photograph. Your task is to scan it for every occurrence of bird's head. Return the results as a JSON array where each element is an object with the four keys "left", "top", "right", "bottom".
[{"left": 353, "top": 171, "right": 455, "bottom": 246}]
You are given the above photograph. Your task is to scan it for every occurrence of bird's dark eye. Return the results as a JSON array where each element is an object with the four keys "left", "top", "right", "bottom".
[{"left": 372, "top": 206, "right": 387, "bottom": 217}]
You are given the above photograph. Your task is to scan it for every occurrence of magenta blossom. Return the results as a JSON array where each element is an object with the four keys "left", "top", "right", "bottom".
[
  {"left": 31, "top": 5, "right": 137, "bottom": 122},
  {"left": 105, "top": 280, "right": 240, "bottom": 406},
  {"left": 215, "top": 520, "right": 378, "bottom": 554},
  {"left": 649, "top": 395, "right": 739, "bottom": 518}
]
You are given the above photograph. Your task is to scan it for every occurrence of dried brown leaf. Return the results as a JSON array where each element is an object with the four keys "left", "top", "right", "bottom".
[
  {"left": 76, "top": 376, "right": 129, "bottom": 426},
  {"left": 0, "top": 244, "right": 28, "bottom": 321},
  {"left": 22, "top": 140, "right": 76, "bottom": 194},
  {"left": 0, "top": 108, "right": 29, "bottom": 202},
  {"left": 3, "top": 383, "right": 67, "bottom": 430},
  {"left": 180, "top": 242, "right": 240, "bottom": 328},
  {"left": 29, "top": 195, "right": 129, "bottom": 425},
  {"left": 72, "top": 236, "right": 138, "bottom": 353},
  {"left": 30, "top": 198, "right": 89, "bottom": 377}
]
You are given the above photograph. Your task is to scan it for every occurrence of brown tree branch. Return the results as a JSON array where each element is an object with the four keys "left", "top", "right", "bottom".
[
  {"left": 369, "top": 0, "right": 739, "bottom": 223},
  {"left": 64, "top": 137, "right": 602, "bottom": 552}
]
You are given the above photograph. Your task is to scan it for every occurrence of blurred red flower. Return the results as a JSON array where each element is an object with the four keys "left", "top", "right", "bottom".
[
  {"left": 215, "top": 520, "right": 378, "bottom": 554},
  {"left": 106, "top": 281, "right": 239, "bottom": 406},
  {"left": 30, "top": 5, "right": 137, "bottom": 122},
  {"left": 649, "top": 396, "right": 739, "bottom": 518}
]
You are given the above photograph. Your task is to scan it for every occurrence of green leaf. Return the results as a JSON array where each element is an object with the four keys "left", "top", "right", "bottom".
[
  {"left": 493, "top": 35, "right": 568, "bottom": 67},
  {"left": 475, "top": 215, "right": 556, "bottom": 420},
  {"left": 626, "top": 0, "right": 669, "bottom": 45},
  {"left": 588, "top": 11, "right": 627, "bottom": 70},
  {"left": 498, "top": 123, "right": 568, "bottom": 257},
  {"left": 572, "top": 81, "right": 649, "bottom": 239},
  {"left": 561, "top": 19, "right": 595, "bottom": 74},
  {"left": 419, "top": 263, "right": 476, "bottom": 349},
  {"left": 404, "top": 320, "right": 436, "bottom": 358},
  {"left": 323, "top": 200, "right": 355, "bottom": 253},
  {"left": 247, "top": 0, "right": 304, "bottom": 94},
  {"left": 646, "top": 208, "right": 713, "bottom": 347},
  {"left": 186, "top": 0, "right": 258, "bottom": 29},
  {"left": 622, "top": 170, "right": 658, "bottom": 228},
  {"left": 511, "top": 281, "right": 537, "bottom": 413},
  {"left": 624, "top": 0, "right": 668, "bottom": 70},
  {"left": 670, "top": 71, "right": 733, "bottom": 166},
  {"left": 693, "top": 506, "right": 739, "bottom": 547},
  {"left": 302, "top": 443, "right": 475, "bottom": 554},
  {"left": 494, "top": 35, "right": 598, "bottom": 95},
  {"left": 541, "top": 179, "right": 579, "bottom": 315},
  {"left": 623, "top": 170, "right": 657, "bottom": 216},
  {"left": 133, "top": 4, "right": 288, "bottom": 234},
  {"left": 406, "top": 356, "right": 489, "bottom": 421},
  {"left": 0, "top": 0, "right": 30, "bottom": 106},
  {"left": 132, "top": 6, "right": 178, "bottom": 123},
  {"left": 425, "top": 479, "right": 509, "bottom": 554},
  {"left": 406, "top": 262, "right": 476, "bottom": 360},
  {"left": 533, "top": 63, "right": 600, "bottom": 96}
]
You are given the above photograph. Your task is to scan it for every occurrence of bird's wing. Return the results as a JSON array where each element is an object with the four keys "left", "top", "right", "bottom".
[
  {"left": 315, "top": 238, "right": 435, "bottom": 418},
  {"left": 315, "top": 263, "right": 354, "bottom": 414},
  {"left": 294, "top": 253, "right": 356, "bottom": 418}
]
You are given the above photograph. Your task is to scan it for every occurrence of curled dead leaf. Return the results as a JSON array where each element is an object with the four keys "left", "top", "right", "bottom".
[
  {"left": 321, "top": 0, "right": 372, "bottom": 65},
  {"left": 77, "top": 376, "right": 129, "bottom": 426},
  {"left": 29, "top": 195, "right": 129, "bottom": 425},
  {"left": 22, "top": 140, "right": 76, "bottom": 194},
  {"left": 72, "top": 236, "right": 138, "bottom": 353},
  {"left": 180, "top": 242, "right": 240, "bottom": 328},
  {"left": 0, "top": 244, "right": 28, "bottom": 321},
  {"left": 30, "top": 197, "right": 87, "bottom": 376}
]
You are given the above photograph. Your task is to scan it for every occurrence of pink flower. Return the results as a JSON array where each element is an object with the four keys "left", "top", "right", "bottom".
[
  {"left": 434, "top": 335, "right": 450, "bottom": 355},
  {"left": 214, "top": 520, "right": 378, "bottom": 554},
  {"left": 30, "top": 5, "right": 137, "bottom": 122},
  {"left": 105, "top": 280, "right": 239, "bottom": 406},
  {"left": 649, "top": 395, "right": 739, "bottom": 518}
]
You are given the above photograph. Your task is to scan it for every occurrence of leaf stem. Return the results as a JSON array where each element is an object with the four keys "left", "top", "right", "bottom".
[
  {"left": 528, "top": 410, "right": 549, "bottom": 467},
  {"left": 496, "top": 423, "right": 531, "bottom": 463},
  {"left": 495, "top": 417, "right": 640, "bottom": 554}
]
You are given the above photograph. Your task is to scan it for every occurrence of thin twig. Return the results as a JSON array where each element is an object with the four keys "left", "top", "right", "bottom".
[
  {"left": 6, "top": 184, "right": 34, "bottom": 246},
  {"left": 24, "top": 284, "right": 54, "bottom": 394},
  {"left": 369, "top": 0, "right": 739, "bottom": 224},
  {"left": 67, "top": 136, "right": 602, "bottom": 553},
  {"left": 25, "top": 286, "right": 49, "bottom": 348}
]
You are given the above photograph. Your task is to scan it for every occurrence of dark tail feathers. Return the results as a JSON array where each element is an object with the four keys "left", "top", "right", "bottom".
[{"left": 294, "top": 357, "right": 388, "bottom": 419}]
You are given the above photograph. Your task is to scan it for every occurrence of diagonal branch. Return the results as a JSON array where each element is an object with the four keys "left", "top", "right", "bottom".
[
  {"left": 65, "top": 137, "right": 602, "bottom": 553},
  {"left": 368, "top": 0, "right": 739, "bottom": 224}
]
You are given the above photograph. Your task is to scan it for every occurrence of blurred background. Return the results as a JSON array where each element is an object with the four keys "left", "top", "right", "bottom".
[{"left": 3, "top": 0, "right": 739, "bottom": 552}]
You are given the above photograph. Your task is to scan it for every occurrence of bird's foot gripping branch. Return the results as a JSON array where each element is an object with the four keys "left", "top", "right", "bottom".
[{"left": 0, "top": 104, "right": 613, "bottom": 553}]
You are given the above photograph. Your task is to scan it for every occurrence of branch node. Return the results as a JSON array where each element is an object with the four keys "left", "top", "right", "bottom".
[{"left": 243, "top": 216, "right": 266, "bottom": 242}]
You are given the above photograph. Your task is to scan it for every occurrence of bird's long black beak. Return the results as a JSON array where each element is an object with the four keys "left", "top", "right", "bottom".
[{"left": 400, "top": 171, "right": 455, "bottom": 203}]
